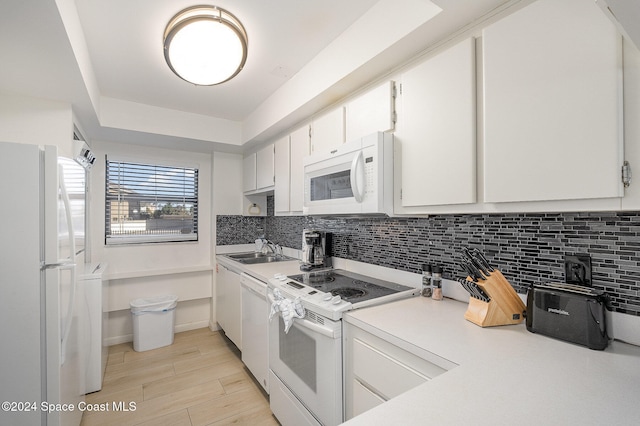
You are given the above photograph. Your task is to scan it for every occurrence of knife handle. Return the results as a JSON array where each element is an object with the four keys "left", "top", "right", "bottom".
[
  {"left": 458, "top": 262, "right": 479, "bottom": 282},
  {"left": 471, "top": 247, "right": 495, "bottom": 272},
  {"left": 458, "top": 278, "right": 491, "bottom": 303}
]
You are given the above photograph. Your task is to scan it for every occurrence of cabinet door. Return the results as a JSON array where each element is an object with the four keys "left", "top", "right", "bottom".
[
  {"left": 274, "top": 136, "right": 291, "bottom": 213},
  {"left": 345, "top": 81, "right": 395, "bottom": 142},
  {"left": 241, "top": 279, "right": 269, "bottom": 392},
  {"left": 398, "top": 38, "right": 476, "bottom": 207},
  {"left": 482, "top": 0, "right": 622, "bottom": 203},
  {"left": 311, "top": 107, "right": 344, "bottom": 155},
  {"left": 352, "top": 379, "right": 385, "bottom": 417},
  {"left": 226, "top": 269, "right": 242, "bottom": 349},
  {"left": 215, "top": 264, "right": 242, "bottom": 349},
  {"left": 352, "top": 338, "right": 429, "bottom": 400},
  {"left": 215, "top": 264, "right": 229, "bottom": 330},
  {"left": 344, "top": 322, "right": 449, "bottom": 420},
  {"left": 256, "top": 144, "right": 275, "bottom": 190},
  {"left": 242, "top": 153, "right": 257, "bottom": 192},
  {"left": 289, "top": 125, "right": 311, "bottom": 212}
]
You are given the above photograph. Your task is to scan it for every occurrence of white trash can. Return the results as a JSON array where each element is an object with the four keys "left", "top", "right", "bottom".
[{"left": 130, "top": 295, "right": 178, "bottom": 352}]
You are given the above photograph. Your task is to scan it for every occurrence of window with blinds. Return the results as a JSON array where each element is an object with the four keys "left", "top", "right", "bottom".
[{"left": 105, "top": 159, "right": 198, "bottom": 244}]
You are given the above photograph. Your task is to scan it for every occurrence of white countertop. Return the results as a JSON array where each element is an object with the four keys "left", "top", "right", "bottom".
[{"left": 342, "top": 297, "right": 640, "bottom": 425}]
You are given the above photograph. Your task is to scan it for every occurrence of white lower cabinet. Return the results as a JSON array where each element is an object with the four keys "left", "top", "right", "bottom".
[
  {"left": 240, "top": 274, "right": 269, "bottom": 393},
  {"left": 215, "top": 263, "right": 242, "bottom": 350},
  {"left": 344, "top": 321, "right": 448, "bottom": 420},
  {"left": 352, "top": 378, "right": 385, "bottom": 416}
]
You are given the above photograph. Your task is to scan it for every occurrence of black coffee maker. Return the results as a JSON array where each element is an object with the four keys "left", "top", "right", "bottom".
[{"left": 300, "top": 229, "right": 332, "bottom": 271}]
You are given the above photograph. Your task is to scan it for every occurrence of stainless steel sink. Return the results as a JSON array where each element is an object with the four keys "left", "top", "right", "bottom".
[
  {"left": 225, "top": 252, "right": 296, "bottom": 264},
  {"left": 226, "top": 252, "right": 271, "bottom": 259}
]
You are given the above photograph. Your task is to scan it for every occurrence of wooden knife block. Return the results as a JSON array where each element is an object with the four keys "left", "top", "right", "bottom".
[{"left": 464, "top": 269, "right": 526, "bottom": 327}]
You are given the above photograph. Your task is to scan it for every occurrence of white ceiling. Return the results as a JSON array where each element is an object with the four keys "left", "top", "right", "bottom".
[
  {"left": 74, "top": 0, "right": 380, "bottom": 121},
  {"left": 0, "top": 0, "right": 517, "bottom": 152}
]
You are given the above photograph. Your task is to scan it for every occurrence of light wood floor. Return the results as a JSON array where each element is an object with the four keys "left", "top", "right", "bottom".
[{"left": 81, "top": 328, "right": 279, "bottom": 426}]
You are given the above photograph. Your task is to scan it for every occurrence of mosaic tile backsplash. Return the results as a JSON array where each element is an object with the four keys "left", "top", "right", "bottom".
[{"left": 216, "top": 210, "right": 640, "bottom": 316}]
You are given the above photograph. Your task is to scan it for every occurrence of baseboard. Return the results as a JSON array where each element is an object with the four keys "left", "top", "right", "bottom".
[
  {"left": 105, "top": 320, "right": 213, "bottom": 346},
  {"left": 175, "top": 320, "right": 210, "bottom": 333},
  {"left": 105, "top": 334, "right": 133, "bottom": 346}
]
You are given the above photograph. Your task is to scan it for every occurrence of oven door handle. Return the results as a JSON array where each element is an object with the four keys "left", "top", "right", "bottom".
[{"left": 290, "top": 316, "right": 340, "bottom": 339}]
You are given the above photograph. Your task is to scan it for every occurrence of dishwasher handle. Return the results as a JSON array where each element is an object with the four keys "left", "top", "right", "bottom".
[
  {"left": 242, "top": 282, "right": 267, "bottom": 299},
  {"left": 240, "top": 273, "right": 267, "bottom": 297}
]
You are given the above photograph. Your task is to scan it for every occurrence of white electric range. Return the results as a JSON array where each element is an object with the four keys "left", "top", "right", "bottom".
[{"left": 267, "top": 269, "right": 418, "bottom": 426}]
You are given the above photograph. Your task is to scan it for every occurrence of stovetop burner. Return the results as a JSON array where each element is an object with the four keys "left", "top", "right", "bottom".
[
  {"left": 306, "top": 274, "right": 335, "bottom": 285},
  {"left": 331, "top": 287, "right": 367, "bottom": 299},
  {"left": 287, "top": 269, "right": 415, "bottom": 304}
]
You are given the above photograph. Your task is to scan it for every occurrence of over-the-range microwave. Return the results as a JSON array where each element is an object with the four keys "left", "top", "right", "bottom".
[{"left": 303, "top": 132, "right": 394, "bottom": 216}]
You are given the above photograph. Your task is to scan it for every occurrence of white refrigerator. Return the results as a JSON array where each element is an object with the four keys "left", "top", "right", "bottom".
[{"left": 0, "top": 141, "right": 87, "bottom": 426}]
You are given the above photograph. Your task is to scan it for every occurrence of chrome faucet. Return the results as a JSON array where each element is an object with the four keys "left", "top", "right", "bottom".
[{"left": 261, "top": 239, "right": 282, "bottom": 257}]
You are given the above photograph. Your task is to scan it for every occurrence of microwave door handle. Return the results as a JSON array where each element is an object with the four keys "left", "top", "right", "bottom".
[{"left": 349, "top": 151, "right": 365, "bottom": 203}]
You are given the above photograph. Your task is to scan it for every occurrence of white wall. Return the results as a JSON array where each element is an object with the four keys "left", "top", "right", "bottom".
[
  {"left": 0, "top": 92, "right": 73, "bottom": 155},
  {"left": 90, "top": 140, "right": 214, "bottom": 344}
]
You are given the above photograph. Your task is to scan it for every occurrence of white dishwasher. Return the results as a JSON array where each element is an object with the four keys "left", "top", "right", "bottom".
[{"left": 240, "top": 273, "right": 269, "bottom": 393}]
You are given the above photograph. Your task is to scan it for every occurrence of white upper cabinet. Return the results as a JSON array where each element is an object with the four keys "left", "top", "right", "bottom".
[
  {"left": 621, "top": 37, "right": 640, "bottom": 211},
  {"left": 256, "top": 143, "right": 275, "bottom": 190},
  {"left": 396, "top": 37, "right": 477, "bottom": 208},
  {"left": 311, "top": 107, "right": 344, "bottom": 155},
  {"left": 242, "top": 152, "right": 257, "bottom": 193},
  {"left": 289, "top": 125, "right": 311, "bottom": 213},
  {"left": 274, "top": 125, "right": 310, "bottom": 215},
  {"left": 274, "top": 135, "right": 291, "bottom": 213},
  {"left": 345, "top": 81, "right": 396, "bottom": 143},
  {"left": 243, "top": 144, "right": 275, "bottom": 193},
  {"left": 482, "top": 0, "right": 623, "bottom": 203}
]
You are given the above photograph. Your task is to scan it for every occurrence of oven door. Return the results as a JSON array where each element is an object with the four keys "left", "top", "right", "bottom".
[{"left": 269, "top": 311, "right": 343, "bottom": 426}]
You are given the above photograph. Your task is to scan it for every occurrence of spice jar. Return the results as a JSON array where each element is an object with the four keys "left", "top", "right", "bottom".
[
  {"left": 420, "top": 264, "right": 432, "bottom": 297},
  {"left": 431, "top": 266, "right": 443, "bottom": 301}
]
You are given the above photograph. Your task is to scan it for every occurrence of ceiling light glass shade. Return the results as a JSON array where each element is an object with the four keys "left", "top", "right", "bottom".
[{"left": 163, "top": 6, "right": 248, "bottom": 86}]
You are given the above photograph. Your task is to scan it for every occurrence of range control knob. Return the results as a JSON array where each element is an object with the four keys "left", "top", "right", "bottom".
[
  {"left": 331, "top": 295, "right": 342, "bottom": 305},
  {"left": 322, "top": 293, "right": 332, "bottom": 301}
]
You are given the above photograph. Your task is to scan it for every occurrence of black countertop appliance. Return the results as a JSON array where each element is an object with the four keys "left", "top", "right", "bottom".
[{"left": 526, "top": 283, "right": 609, "bottom": 350}]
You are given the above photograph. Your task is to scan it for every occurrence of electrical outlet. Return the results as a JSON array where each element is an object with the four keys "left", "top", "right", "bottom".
[{"left": 564, "top": 254, "right": 592, "bottom": 286}]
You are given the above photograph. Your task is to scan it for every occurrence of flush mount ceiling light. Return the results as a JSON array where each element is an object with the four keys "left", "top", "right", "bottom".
[{"left": 163, "top": 5, "right": 248, "bottom": 86}]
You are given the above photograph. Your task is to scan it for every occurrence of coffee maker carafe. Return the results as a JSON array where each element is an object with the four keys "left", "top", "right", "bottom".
[{"left": 301, "top": 229, "right": 332, "bottom": 271}]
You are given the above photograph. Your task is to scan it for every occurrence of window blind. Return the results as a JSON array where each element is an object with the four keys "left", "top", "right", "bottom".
[{"left": 105, "top": 159, "right": 198, "bottom": 244}]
